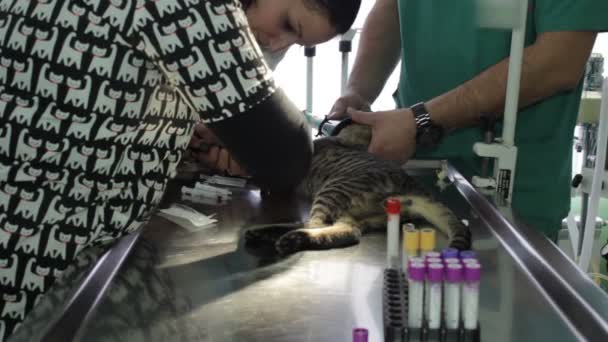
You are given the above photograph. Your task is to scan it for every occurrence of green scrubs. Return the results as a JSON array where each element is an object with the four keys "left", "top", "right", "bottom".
[{"left": 395, "top": 0, "right": 608, "bottom": 237}]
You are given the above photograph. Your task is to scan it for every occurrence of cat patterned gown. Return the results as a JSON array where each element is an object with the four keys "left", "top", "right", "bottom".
[{"left": 0, "top": 0, "right": 280, "bottom": 339}]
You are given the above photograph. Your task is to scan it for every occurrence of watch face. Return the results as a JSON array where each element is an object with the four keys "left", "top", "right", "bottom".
[
  {"left": 418, "top": 126, "right": 443, "bottom": 147},
  {"left": 429, "top": 126, "right": 444, "bottom": 143}
]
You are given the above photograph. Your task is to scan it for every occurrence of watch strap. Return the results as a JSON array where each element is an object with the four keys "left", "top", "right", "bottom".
[
  {"left": 411, "top": 102, "right": 431, "bottom": 131},
  {"left": 411, "top": 102, "right": 443, "bottom": 147}
]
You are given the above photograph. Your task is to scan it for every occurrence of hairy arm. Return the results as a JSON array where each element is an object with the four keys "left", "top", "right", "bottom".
[
  {"left": 346, "top": 0, "right": 402, "bottom": 103},
  {"left": 329, "top": 0, "right": 402, "bottom": 117},
  {"left": 426, "top": 31, "right": 598, "bottom": 131},
  {"left": 348, "top": 31, "right": 598, "bottom": 162}
]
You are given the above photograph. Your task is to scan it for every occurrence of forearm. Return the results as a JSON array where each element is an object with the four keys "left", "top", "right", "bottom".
[
  {"left": 346, "top": 0, "right": 401, "bottom": 103},
  {"left": 208, "top": 89, "right": 312, "bottom": 190},
  {"left": 426, "top": 31, "right": 597, "bottom": 131},
  {"left": 137, "top": 0, "right": 312, "bottom": 190}
]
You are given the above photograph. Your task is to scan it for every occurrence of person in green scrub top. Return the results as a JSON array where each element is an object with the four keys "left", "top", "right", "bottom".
[{"left": 328, "top": 0, "right": 608, "bottom": 240}]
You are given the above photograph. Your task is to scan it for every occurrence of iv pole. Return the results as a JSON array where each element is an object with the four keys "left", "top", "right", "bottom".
[{"left": 579, "top": 77, "right": 608, "bottom": 272}]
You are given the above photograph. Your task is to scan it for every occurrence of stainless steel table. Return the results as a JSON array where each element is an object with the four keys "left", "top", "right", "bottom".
[{"left": 10, "top": 163, "right": 608, "bottom": 342}]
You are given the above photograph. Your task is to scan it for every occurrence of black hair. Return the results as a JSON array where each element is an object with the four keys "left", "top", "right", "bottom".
[
  {"left": 313, "top": 0, "right": 361, "bottom": 34},
  {"left": 239, "top": 0, "right": 254, "bottom": 9},
  {"left": 239, "top": 0, "right": 362, "bottom": 35}
]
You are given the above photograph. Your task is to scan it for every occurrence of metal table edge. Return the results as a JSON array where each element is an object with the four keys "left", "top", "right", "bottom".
[
  {"left": 40, "top": 229, "right": 143, "bottom": 342},
  {"left": 33, "top": 161, "right": 608, "bottom": 341},
  {"left": 445, "top": 162, "right": 608, "bottom": 340}
]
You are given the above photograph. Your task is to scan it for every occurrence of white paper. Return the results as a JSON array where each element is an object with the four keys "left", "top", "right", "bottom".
[{"left": 158, "top": 204, "right": 217, "bottom": 232}]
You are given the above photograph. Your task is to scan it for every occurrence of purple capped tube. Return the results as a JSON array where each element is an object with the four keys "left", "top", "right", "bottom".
[
  {"left": 442, "top": 248, "right": 460, "bottom": 259},
  {"left": 444, "top": 264, "right": 463, "bottom": 329},
  {"left": 426, "top": 257, "right": 443, "bottom": 265},
  {"left": 425, "top": 251, "right": 441, "bottom": 259},
  {"left": 443, "top": 258, "right": 461, "bottom": 265},
  {"left": 408, "top": 257, "right": 425, "bottom": 265},
  {"left": 459, "top": 250, "right": 477, "bottom": 260},
  {"left": 463, "top": 263, "right": 481, "bottom": 330},
  {"left": 426, "top": 263, "right": 444, "bottom": 329},
  {"left": 353, "top": 328, "right": 368, "bottom": 342},
  {"left": 462, "top": 257, "right": 480, "bottom": 266},
  {"left": 408, "top": 262, "right": 425, "bottom": 328}
]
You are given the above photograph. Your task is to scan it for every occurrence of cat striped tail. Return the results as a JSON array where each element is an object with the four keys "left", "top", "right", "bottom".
[{"left": 393, "top": 194, "right": 471, "bottom": 250}]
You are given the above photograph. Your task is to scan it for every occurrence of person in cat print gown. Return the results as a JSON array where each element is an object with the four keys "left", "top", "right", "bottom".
[
  {"left": 189, "top": 0, "right": 361, "bottom": 176},
  {"left": 0, "top": 0, "right": 361, "bottom": 340}
]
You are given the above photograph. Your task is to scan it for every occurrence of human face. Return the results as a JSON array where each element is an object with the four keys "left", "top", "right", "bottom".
[{"left": 245, "top": 0, "right": 337, "bottom": 52}]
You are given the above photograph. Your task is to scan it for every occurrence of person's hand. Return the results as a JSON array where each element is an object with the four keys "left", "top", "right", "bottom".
[
  {"left": 327, "top": 90, "right": 371, "bottom": 119},
  {"left": 347, "top": 107, "right": 417, "bottom": 164},
  {"left": 188, "top": 123, "right": 249, "bottom": 176}
]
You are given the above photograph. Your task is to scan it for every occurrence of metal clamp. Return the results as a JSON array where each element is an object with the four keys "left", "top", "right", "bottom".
[{"left": 472, "top": 142, "right": 518, "bottom": 203}]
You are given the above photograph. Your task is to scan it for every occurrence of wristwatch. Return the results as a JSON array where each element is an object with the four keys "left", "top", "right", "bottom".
[{"left": 411, "top": 102, "right": 444, "bottom": 148}]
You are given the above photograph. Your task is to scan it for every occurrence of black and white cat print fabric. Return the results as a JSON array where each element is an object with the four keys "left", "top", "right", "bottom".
[{"left": 0, "top": 0, "right": 275, "bottom": 340}]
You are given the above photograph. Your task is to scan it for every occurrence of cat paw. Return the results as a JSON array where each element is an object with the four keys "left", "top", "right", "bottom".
[
  {"left": 275, "top": 230, "right": 309, "bottom": 255},
  {"left": 245, "top": 224, "right": 298, "bottom": 247}
]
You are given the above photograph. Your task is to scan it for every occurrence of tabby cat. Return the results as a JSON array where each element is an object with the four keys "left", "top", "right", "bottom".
[{"left": 244, "top": 120, "right": 471, "bottom": 255}]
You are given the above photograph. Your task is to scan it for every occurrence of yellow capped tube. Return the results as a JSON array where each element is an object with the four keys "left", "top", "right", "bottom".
[
  {"left": 402, "top": 224, "right": 420, "bottom": 268},
  {"left": 420, "top": 228, "right": 436, "bottom": 256}
]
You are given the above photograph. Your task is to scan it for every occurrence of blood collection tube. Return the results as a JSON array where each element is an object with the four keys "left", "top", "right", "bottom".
[
  {"left": 386, "top": 198, "right": 401, "bottom": 268},
  {"left": 420, "top": 228, "right": 436, "bottom": 256},
  {"left": 463, "top": 263, "right": 481, "bottom": 330},
  {"left": 462, "top": 258, "right": 480, "bottom": 266},
  {"left": 352, "top": 328, "right": 368, "bottom": 342},
  {"left": 442, "top": 247, "right": 459, "bottom": 259},
  {"left": 444, "top": 264, "right": 463, "bottom": 330},
  {"left": 426, "top": 257, "right": 443, "bottom": 265},
  {"left": 426, "top": 263, "right": 444, "bottom": 330},
  {"left": 459, "top": 250, "right": 477, "bottom": 260},
  {"left": 443, "top": 258, "right": 461, "bottom": 266},
  {"left": 425, "top": 251, "right": 441, "bottom": 260},
  {"left": 424, "top": 258, "right": 441, "bottom": 320},
  {"left": 408, "top": 257, "right": 425, "bottom": 265},
  {"left": 403, "top": 224, "right": 420, "bottom": 267},
  {"left": 408, "top": 262, "right": 425, "bottom": 329},
  {"left": 409, "top": 256, "right": 426, "bottom": 273}
]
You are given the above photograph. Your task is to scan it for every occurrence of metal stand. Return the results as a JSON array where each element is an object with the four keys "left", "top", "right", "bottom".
[
  {"left": 339, "top": 29, "right": 357, "bottom": 96},
  {"left": 567, "top": 54, "right": 606, "bottom": 269},
  {"left": 578, "top": 77, "right": 608, "bottom": 272},
  {"left": 304, "top": 30, "right": 359, "bottom": 133},
  {"left": 472, "top": 0, "right": 528, "bottom": 204}
]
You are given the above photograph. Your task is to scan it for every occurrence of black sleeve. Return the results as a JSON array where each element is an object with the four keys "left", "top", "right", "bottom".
[
  {"left": 207, "top": 88, "right": 313, "bottom": 191},
  {"left": 132, "top": 0, "right": 312, "bottom": 190}
]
